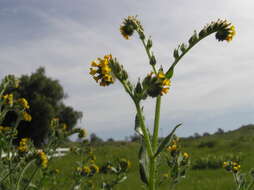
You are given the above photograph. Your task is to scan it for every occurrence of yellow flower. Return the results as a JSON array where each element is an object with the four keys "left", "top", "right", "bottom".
[
  {"left": 89, "top": 164, "right": 100, "bottom": 174},
  {"left": 223, "top": 161, "right": 228, "bottom": 168},
  {"left": 0, "top": 126, "right": 12, "bottom": 133},
  {"left": 3, "top": 94, "right": 13, "bottom": 106},
  {"left": 226, "top": 25, "right": 236, "bottom": 42},
  {"left": 89, "top": 55, "right": 115, "bottom": 86},
  {"left": 37, "top": 150, "right": 48, "bottom": 168},
  {"left": 156, "top": 71, "right": 171, "bottom": 95},
  {"left": 119, "top": 158, "right": 131, "bottom": 172},
  {"left": 18, "top": 98, "right": 30, "bottom": 109},
  {"left": 81, "top": 166, "right": 91, "bottom": 176},
  {"left": 119, "top": 16, "right": 143, "bottom": 40},
  {"left": 167, "top": 144, "right": 177, "bottom": 152},
  {"left": 22, "top": 112, "right": 32, "bottom": 122},
  {"left": 183, "top": 152, "right": 189, "bottom": 159},
  {"left": 216, "top": 23, "right": 236, "bottom": 42},
  {"left": 17, "top": 138, "right": 29, "bottom": 153}
]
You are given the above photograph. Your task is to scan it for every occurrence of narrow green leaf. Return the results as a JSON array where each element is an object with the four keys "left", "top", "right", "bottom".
[
  {"left": 135, "top": 109, "right": 144, "bottom": 136},
  {"left": 154, "top": 123, "right": 182, "bottom": 158},
  {"left": 138, "top": 139, "right": 150, "bottom": 185}
]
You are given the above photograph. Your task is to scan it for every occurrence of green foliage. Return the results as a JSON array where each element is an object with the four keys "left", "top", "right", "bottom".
[{"left": 2, "top": 67, "right": 82, "bottom": 146}]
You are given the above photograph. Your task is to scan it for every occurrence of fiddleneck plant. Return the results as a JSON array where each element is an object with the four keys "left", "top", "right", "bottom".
[{"left": 89, "top": 16, "right": 235, "bottom": 190}]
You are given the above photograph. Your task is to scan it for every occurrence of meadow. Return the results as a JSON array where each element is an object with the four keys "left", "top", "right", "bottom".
[{"left": 47, "top": 124, "right": 254, "bottom": 190}]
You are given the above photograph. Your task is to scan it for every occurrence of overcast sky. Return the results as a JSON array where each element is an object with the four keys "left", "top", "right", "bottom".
[{"left": 1, "top": 0, "right": 254, "bottom": 140}]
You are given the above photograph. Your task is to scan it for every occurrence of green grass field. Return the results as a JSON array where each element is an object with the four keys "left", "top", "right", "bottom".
[{"left": 45, "top": 125, "right": 254, "bottom": 190}]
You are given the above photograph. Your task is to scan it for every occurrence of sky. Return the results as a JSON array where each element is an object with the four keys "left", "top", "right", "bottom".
[{"left": 1, "top": 0, "right": 254, "bottom": 140}]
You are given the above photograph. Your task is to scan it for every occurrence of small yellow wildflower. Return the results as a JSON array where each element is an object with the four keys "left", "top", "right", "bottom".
[
  {"left": 22, "top": 111, "right": 32, "bottom": 122},
  {"left": 89, "top": 55, "right": 115, "bottom": 86},
  {"left": 167, "top": 144, "right": 177, "bottom": 152},
  {"left": 183, "top": 152, "right": 189, "bottom": 159},
  {"left": 81, "top": 166, "right": 91, "bottom": 176},
  {"left": 89, "top": 164, "right": 100, "bottom": 174},
  {"left": 0, "top": 126, "right": 12, "bottom": 133},
  {"left": 216, "top": 23, "right": 236, "bottom": 42},
  {"left": 37, "top": 150, "right": 48, "bottom": 168},
  {"left": 18, "top": 138, "right": 29, "bottom": 153},
  {"left": 156, "top": 71, "right": 171, "bottom": 95},
  {"left": 18, "top": 98, "right": 30, "bottom": 109},
  {"left": 226, "top": 25, "right": 236, "bottom": 42},
  {"left": 223, "top": 161, "right": 240, "bottom": 173},
  {"left": 119, "top": 16, "right": 143, "bottom": 40},
  {"left": 119, "top": 158, "right": 131, "bottom": 172},
  {"left": 3, "top": 94, "right": 13, "bottom": 106}
]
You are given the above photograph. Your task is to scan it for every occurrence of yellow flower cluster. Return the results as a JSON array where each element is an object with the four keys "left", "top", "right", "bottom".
[
  {"left": 167, "top": 138, "right": 178, "bottom": 152},
  {"left": 119, "top": 16, "right": 143, "bottom": 40},
  {"left": 3, "top": 94, "right": 13, "bottom": 106},
  {"left": 37, "top": 150, "right": 48, "bottom": 168},
  {"left": 157, "top": 71, "right": 171, "bottom": 95},
  {"left": 183, "top": 152, "right": 190, "bottom": 159},
  {"left": 225, "top": 25, "right": 236, "bottom": 42},
  {"left": 0, "top": 126, "right": 12, "bottom": 133},
  {"left": 22, "top": 111, "right": 32, "bottom": 122},
  {"left": 18, "top": 98, "right": 30, "bottom": 109},
  {"left": 223, "top": 161, "right": 240, "bottom": 173},
  {"left": 119, "top": 158, "right": 131, "bottom": 172},
  {"left": 77, "top": 164, "right": 99, "bottom": 177},
  {"left": 17, "top": 138, "right": 29, "bottom": 153},
  {"left": 89, "top": 164, "right": 100, "bottom": 174},
  {"left": 89, "top": 55, "right": 114, "bottom": 86},
  {"left": 216, "top": 23, "right": 236, "bottom": 42}
]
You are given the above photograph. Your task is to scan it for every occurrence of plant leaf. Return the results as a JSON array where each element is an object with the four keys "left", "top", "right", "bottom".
[
  {"left": 135, "top": 108, "right": 144, "bottom": 136},
  {"left": 154, "top": 123, "right": 182, "bottom": 158},
  {"left": 138, "top": 139, "right": 150, "bottom": 185}
]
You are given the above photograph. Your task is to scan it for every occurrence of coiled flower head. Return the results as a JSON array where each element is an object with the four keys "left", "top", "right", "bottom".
[
  {"left": 89, "top": 55, "right": 115, "bottom": 86},
  {"left": 18, "top": 98, "right": 30, "bottom": 109},
  {"left": 17, "top": 138, "right": 29, "bottom": 153},
  {"left": 22, "top": 111, "right": 32, "bottom": 122},
  {"left": 89, "top": 164, "right": 100, "bottom": 175},
  {"left": 77, "top": 166, "right": 91, "bottom": 177},
  {"left": 143, "top": 70, "right": 171, "bottom": 98},
  {"left": 215, "top": 22, "right": 236, "bottom": 42},
  {"left": 120, "top": 16, "right": 144, "bottom": 40},
  {"left": 37, "top": 150, "right": 48, "bottom": 168},
  {"left": 3, "top": 94, "right": 13, "bottom": 106},
  {"left": 119, "top": 158, "right": 131, "bottom": 172},
  {"left": 223, "top": 161, "right": 240, "bottom": 173}
]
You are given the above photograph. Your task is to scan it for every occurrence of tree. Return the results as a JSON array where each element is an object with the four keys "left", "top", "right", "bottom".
[
  {"left": 215, "top": 128, "right": 224, "bottom": 135},
  {"left": 3, "top": 67, "right": 82, "bottom": 146},
  {"left": 90, "top": 133, "right": 103, "bottom": 144}
]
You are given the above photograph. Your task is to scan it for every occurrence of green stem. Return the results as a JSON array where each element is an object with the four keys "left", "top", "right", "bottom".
[
  {"left": 16, "top": 159, "right": 36, "bottom": 190},
  {"left": 23, "top": 166, "right": 39, "bottom": 190},
  {"left": 147, "top": 96, "right": 162, "bottom": 190},
  {"left": 141, "top": 39, "right": 157, "bottom": 74},
  {"left": 135, "top": 103, "right": 153, "bottom": 158},
  {"left": 167, "top": 31, "right": 218, "bottom": 75},
  {"left": 152, "top": 96, "right": 161, "bottom": 151},
  {"left": 0, "top": 162, "right": 21, "bottom": 184}
]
